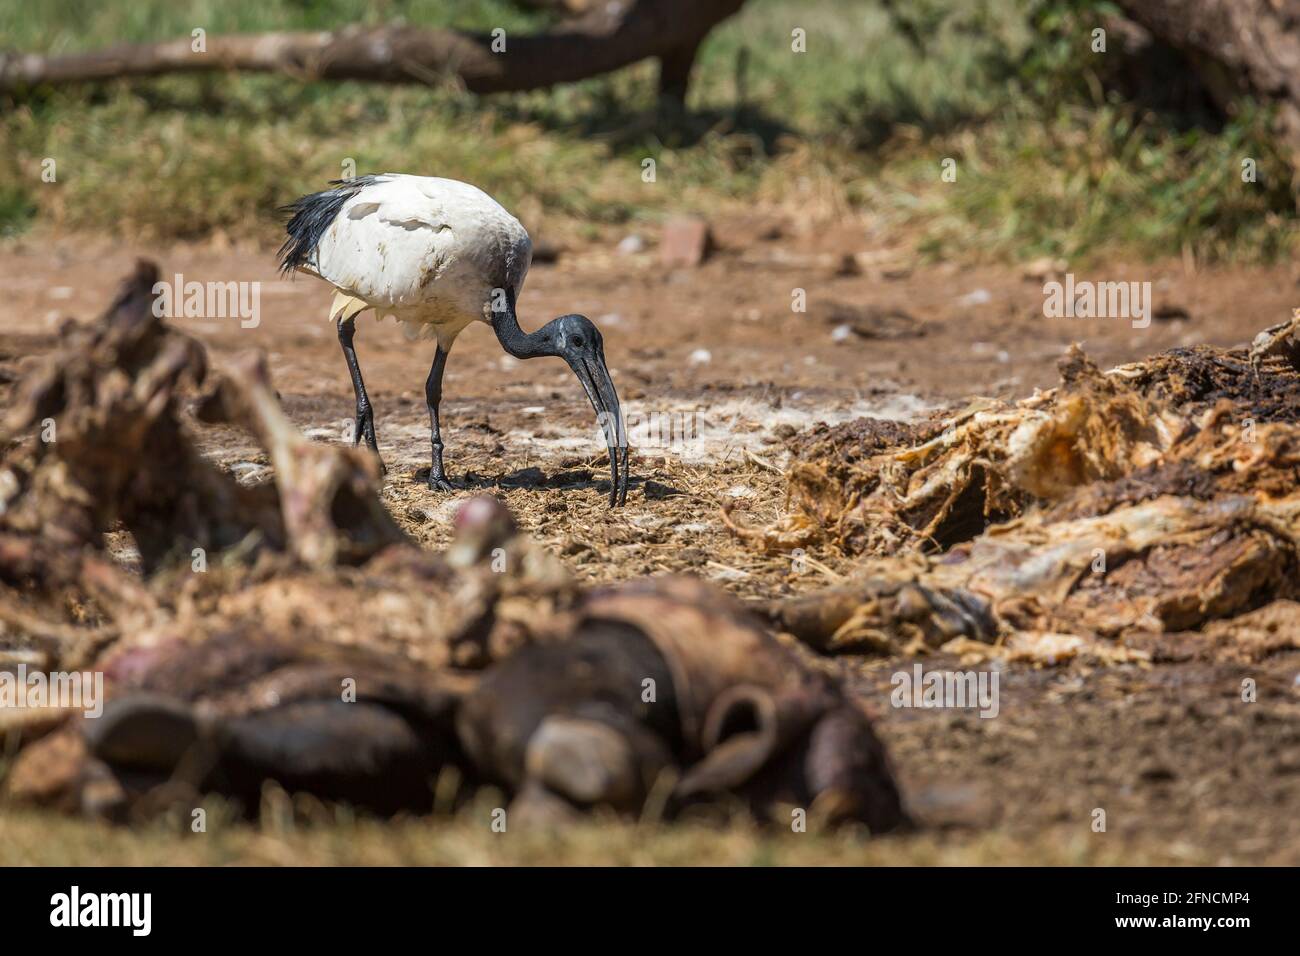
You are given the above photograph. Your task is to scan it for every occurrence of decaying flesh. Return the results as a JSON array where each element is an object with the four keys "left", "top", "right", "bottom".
[
  {"left": 746, "top": 323, "right": 1300, "bottom": 663},
  {"left": 455, "top": 575, "right": 906, "bottom": 828},
  {"left": 0, "top": 263, "right": 905, "bottom": 829}
]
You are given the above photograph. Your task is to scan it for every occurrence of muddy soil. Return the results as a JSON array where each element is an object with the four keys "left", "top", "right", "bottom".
[{"left": 2, "top": 228, "right": 1298, "bottom": 863}]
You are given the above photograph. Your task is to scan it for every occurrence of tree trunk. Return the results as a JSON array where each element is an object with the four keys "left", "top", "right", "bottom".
[
  {"left": 0, "top": 0, "right": 746, "bottom": 103},
  {"left": 1113, "top": 0, "right": 1300, "bottom": 184}
]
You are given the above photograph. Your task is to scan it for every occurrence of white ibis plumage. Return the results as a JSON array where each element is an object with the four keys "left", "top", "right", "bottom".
[{"left": 278, "top": 173, "right": 628, "bottom": 506}]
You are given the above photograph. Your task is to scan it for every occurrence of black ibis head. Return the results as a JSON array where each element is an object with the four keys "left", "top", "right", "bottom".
[{"left": 539, "top": 313, "right": 629, "bottom": 507}]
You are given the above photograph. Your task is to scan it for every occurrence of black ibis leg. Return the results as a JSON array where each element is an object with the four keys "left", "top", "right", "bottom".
[
  {"left": 336, "top": 313, "right": 383, "bottom": 470},
  {"left": 425, "top": 343, "right": 457, "bottom": 492}
]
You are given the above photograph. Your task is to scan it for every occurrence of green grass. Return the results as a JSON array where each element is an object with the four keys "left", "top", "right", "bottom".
[{"left": 0, "top": 0, "right": 1295, "bottom": 262}]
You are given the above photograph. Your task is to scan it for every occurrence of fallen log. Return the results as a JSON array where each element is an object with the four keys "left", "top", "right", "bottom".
[{"left": 0, "top": 0, "right": 747, "bottom": 103}]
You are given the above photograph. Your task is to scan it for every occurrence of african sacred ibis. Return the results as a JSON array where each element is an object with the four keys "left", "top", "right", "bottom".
[{"left": 278, "top": 174, "right": 629, "bottom": 506}]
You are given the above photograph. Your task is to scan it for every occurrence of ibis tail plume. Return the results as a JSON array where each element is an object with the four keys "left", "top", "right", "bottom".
[{"left": 278, "top": 174, "right": 628, "bottom": 506}]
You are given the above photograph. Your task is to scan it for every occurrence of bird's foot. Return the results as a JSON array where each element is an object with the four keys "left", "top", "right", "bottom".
[{"left": 427, "top": 475, "right": 460, "bottom": 492}]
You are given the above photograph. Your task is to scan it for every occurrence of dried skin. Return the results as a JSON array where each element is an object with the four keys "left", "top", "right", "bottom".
[
  {"left": 458, "top": 576, "right": 908, "bottom": 830},
  {"left": 0, "top": 263, "right": 473, "bottom": 674},
  {"left": 764, "top": 494, "right": 1300, "bottom": 657},
  {"left": 760, "top": 331, "right": 1300, "bottom": 662},
  {"left": 195, "top": 350, "right": 408, "bottom": 569},
  {"left": 780, "top": 340, "right": 1300, "bottom": 558},
  {"left": 0, "top": 262, "right": 279, "bottom": 570},
  {"left": 1248, "top": 308, "right": 1300, "bottom": 374}
]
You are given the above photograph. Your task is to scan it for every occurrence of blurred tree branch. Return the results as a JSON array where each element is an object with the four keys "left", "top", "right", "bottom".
[{"left": 0, "top": 0, "right": 746, "bottom": 104}]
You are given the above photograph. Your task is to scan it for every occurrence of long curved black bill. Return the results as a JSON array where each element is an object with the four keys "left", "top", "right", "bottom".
[{"left": 571, "top": 354, "right": 629, "bottom": 507}]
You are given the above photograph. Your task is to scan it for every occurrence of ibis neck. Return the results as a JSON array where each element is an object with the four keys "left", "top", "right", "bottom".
[{"left": 492, "top": 288, "right": 549, "bottom": 360}]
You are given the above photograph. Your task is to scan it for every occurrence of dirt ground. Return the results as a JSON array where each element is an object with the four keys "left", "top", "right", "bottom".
[{"left": 2, "top": 226, "right": 1298, "bottom": 864}]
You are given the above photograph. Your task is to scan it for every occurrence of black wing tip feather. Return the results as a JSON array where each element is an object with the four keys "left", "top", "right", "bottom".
[{"left": 276, "top": 175, "right": 381, "bottom": 276}]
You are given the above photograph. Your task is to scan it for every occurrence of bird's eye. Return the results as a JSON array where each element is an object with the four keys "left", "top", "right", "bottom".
[{"left": 571, "top": 335, "right": 584, "bottom": 348}]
